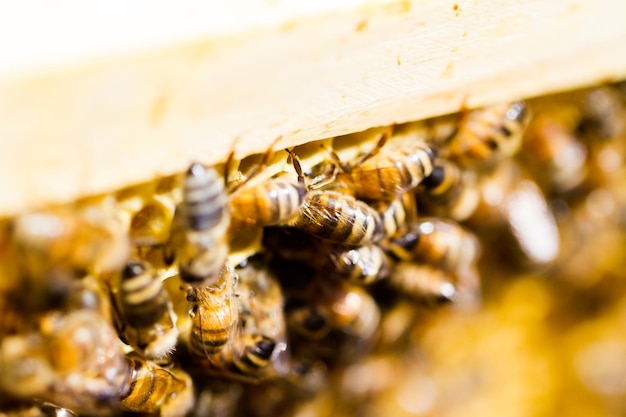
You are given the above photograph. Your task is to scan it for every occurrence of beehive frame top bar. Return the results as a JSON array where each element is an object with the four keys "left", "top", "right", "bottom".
[{"left": 0, "top": 0, "right": 625, "bottom": 216}]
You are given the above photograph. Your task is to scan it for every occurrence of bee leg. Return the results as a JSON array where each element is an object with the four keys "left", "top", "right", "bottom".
[
  {"left": 229, "top": 135, "right": 283, "bottom": 193},
  {"left": 352, "top": 125, "right": 393, "bottom": 166},
  {"left": 223, "top": 150, "right": 236, "bottom": 186},
  {"left": 320, "top": 144, "right": 349, "bottom": 173},
  {"left": 245, "top": 135, "right": 282, "bottom": 179}
]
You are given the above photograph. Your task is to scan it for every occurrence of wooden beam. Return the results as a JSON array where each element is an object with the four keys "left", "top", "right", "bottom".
[{"left": 0, "top": 0, "right": 625, "bottom": 215}]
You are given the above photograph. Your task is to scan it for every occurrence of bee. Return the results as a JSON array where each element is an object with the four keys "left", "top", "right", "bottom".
[
  {"left": 165, "top": 162, "right": 230, "bottom": 287},
  {"left": 0, "top": 297, "right": 34, "bottom": 337},
  {"left": 228, "top": 148, "right": 307, "bottom": 227},
  {"left": 36, "top": 403, "right": 78, "bottom": 417},
  {"left": 262, "top": 226, "right": 389, "bottom": 285},
  {"left": 195, "top": 332, "right": 282, "bottom": 384},
  {"left": 286, "top": 190, "right": 385, "bottom": 246},
  {"left": 229, "top": 177, "right": 307, "bottom": 227},
  {"left": 266, "top": 147, "right": 387, "bottom": 247},
  {"left": 285, "top": 302, "right": 332, "bottom": 342},
  {"left": 192, "top": 381, "right": 243, "bottom": 417},
  {"left": 577, "top": 85, "right": 626, "bottom": 140},
  {"left": 0, "top": 333, "right": 56, "bottom": 400},
  {"left": 10, "top": 208, "right": 130, "bottom": 279},
  {"left": 0, "top": 401, "right": 79, "bottom": 417},
  {"left": 192, "top": 257, "right": 288, "bottom": 382},
  {"left": 262, "top": 225, "right": 319, "bottom": 262},
  {"left": 327, "top": 128, "right": 437, "bottom": 202},
  {"left": 111, "top": 260, "right": 178, "bottom": 360},
  {"left": 323, "top": 244, "right": 391, "bottom": 285},
  {"left": 468, "top": 159, "right": 560, "bottom": 265},
  {"left": 186, "top": 262, "right": 240, "bottom": 361},
  {"left": 228, "top": 334, "right": 280, "bottom": 377},
  {"left": 119, "top": 352, "right": 194, "bottom": 417},
  {"left": 440, "top": 100, "right": 529, "bottom": 168},
  {"left": 372, "top": 191, "right": 418, "bottom": 238},
  {"left": 0, "top": 310, "right": 129, "bottom": 415},
  {"left": 521, "top": 115, "right": 588, "bottom": 194},
  {"left": 417, "top": 158, "right": 481, "bottom": 221},
  {"left": 2, "top": 271, "right": 109, "bottom": 340},
  {"left": 389, "top": 262, "right": 458, "bottom": 303},
  {"left": 386, "top": 217, "right": 481, "bottom": 273},
  {"left": 328, "top": 284, "right": 380, "bottom": 342},
  {"left": 237, "top": 355, "right": 328, "bottom": 417},
  {"left": 1, "top": 268, "right": 76, "bottom": 330},
  {"left": 285, "top": 280, "right": 380, "bottom": 363},
  {"left": 129, "top": 195, "right": 177, "bottom": 247},
  {"left": 233, "top": 257, "right": 288, "bottom": 378}
]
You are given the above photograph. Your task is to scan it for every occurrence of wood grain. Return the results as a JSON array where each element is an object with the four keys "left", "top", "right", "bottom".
[{"left": 0, "top": 0, "right": 625, "bottom": 215}]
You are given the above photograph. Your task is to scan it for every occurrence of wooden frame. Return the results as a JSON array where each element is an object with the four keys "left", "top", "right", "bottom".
[{"left": 1, "top": 0, "right": 625, "bottom": 215}]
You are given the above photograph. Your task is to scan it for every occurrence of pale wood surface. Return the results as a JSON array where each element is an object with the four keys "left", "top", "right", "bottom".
[{"left": 1, "top": 0, "right": 625, "bottom": 216}]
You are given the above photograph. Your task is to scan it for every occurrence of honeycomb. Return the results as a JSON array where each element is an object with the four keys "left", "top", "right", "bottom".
[{"left": 1, "top": 83, "right": 626, "bottom": 417}]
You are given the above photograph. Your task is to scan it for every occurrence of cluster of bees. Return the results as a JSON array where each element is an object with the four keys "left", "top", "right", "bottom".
[{"left": 1, "top": 82, "right": 625, "bottom": 417}]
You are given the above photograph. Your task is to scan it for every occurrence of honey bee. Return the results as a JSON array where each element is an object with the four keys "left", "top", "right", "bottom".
[
  {"left": 386, "top": 217, "right": 481, "bottom": 273},
  {"left": 383, "top": 217, "right": 482, "bottom": 306},
  {"left": 230, "top": 334, "right": 280, "bottom": 377},
  {"left": 468, "top": 159, "right": 560, "bottom": 265},
  {"left": 285, "top": 280, "right": 380, "bottom": 364},
  {"left": 577, "top": 85, "right": 626, "bottom": 140},
  {"left": 286, "top": 190, "right": 385, "bottom": 246},
  {"left": 229, "top": 177, "right": 307, "bottom": 227},
  {"left": 263, "top": 227, "right": 389, "bottom": 286},
  {"left": 285, "top": 302, "right": 332, "bottom": 341},
  {"left": 1, "top": 271, "right": 109, "bottom": 340},
  {"left": 192, "top": 381, "right": 243, "bottom": 417},
  {"left": 2, "top": 268, "right": 76, "bottom": 327},
  {"left": 119, "top": 352, "right": 194, "bottom": 417},
  {"left": 440, "top": 100, "right": 529, "bottom": 168},
  {"left": 324, "top": 244, "right": 391, "bottom": 285},
  {"left": 0, "top": 310, "right": 129, "bottom": 415},
  {"left": 165, "top": 162, "right": 230, "bottom": 287},
  {"left": 36, "top": 403, "right": 77, "bottom": 417},
  {"left": 186, "top": 262, "right": 240, "bottom": 361},
  {"left": 373, "top": 191, "right": 418, "bottom": 238},
  {"left": 228, "top": 149, "right": 307, "bottom": 227},
  {"left": 233, "top": 257, "right": 288, "bottom": 378},
  {"left": 417, "top": 158, "right": 481, "bottom": 221},
  {"left": 0, "top": 401, "right": 78, "bottom": 417},
  {"left": 521, "top": 115, "right": 588, "bottom": 194},
  {"left": 389, "top": 262, "right": 458, "bottom": 303},
  {"left": 328, "top": 284, "right": 380, "bottom": 342},
  {"left": 0, "top": 297, "right": 34, "bottom": 337},
  {"left": 10, "top": 208, "right": 130, "bottom": 279},
  {"left": 327, "top": 128, "right": 437, "bottom": 202},
  {"left": 191, "top": 257, "right": 288, "bottom": 382},
  {"left": 197, "top": 332, "right": 283, "bottom": 384},
  {"left": 237, "top": 355, "right": 328, "bottom": 417},
  {"left": 111, "top": 260, "right": 178, "bottom": 360},
  {"left": 129, "top": 195, "right": 177, "bottom": 247},
  {"left": 260, "top": 226, "right": 315, "bottom": 263},
  {"left": 0, "top": 333, "right": 55, "bottom": 400}
]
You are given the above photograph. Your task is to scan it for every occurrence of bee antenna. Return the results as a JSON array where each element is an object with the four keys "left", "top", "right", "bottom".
[
  {"left": 320, "top": 145, "right": 349, "bottom": 173},
  {"left": 285, "top": 148, "right": 305, "bottom": 184},
  {"left": 223, "top": 150, "right": 236, "bottom": 186},
  {"left": 353, "top": 126, "right": 392, "bottom": 166}
]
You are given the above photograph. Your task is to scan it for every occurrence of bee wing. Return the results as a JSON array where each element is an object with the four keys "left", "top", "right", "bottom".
[
  {"left": 503, "top": 179, "right": 560, "bottom": 264},
  {"left": 299, "top": 198, "right": 366, "bottom": 232},
  {"left": 190, "top": 265, "right": 244, "bottom": 366},
  {"left": 200, "top": 288, "right": 242, "bottom": 364},
  {"left": 241, "top": 268, "right": 290, "bottom": 378}
]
